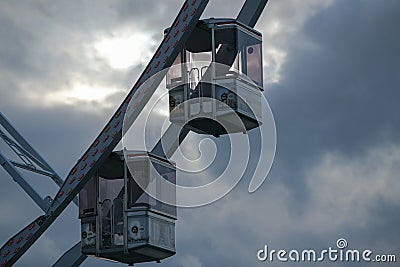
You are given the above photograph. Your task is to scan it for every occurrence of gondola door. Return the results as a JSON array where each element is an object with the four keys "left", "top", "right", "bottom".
[{"left": 98, "top": 176, "right": 124, "bottom": 250}]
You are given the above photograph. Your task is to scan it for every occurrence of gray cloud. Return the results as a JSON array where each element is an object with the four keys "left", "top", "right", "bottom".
[{"left": 268, "top": 0, "right": 400, "bottom": 178}]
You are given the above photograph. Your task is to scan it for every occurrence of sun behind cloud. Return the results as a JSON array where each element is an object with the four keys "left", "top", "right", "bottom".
[{"left": 94, "top": 32, "right": 156, "bottom": 69}]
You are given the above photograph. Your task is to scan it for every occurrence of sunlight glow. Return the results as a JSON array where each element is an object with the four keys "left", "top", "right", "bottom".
[
  {"left": 64, "top": 83, "right": 118, "bottom": 102},
  {"left": 42, "top": 82, "right": 120, "bottom": 107},
  {"left": 95, "top": 32, "right": 156, "bottom": 69}
]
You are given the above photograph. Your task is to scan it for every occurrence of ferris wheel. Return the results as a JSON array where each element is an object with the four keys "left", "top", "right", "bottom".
[{"left": 0, "top": 1, "right": 269, "bottom": 266}]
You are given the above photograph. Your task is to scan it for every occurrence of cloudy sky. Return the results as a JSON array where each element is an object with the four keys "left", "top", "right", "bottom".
[{"left": 0, "top": 0, "right": 399, "bottom": 266}]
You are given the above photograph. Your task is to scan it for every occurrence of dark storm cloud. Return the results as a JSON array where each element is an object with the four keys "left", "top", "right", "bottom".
[{"left": 268, "top": 0, "right": 400, "bottom": 177}]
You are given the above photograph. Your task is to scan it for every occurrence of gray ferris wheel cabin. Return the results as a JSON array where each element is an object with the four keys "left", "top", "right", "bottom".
[
  {"left": 79, "top": 151, "right": 176, "bottom": 265},
  {"left": 167, "top": 18, "right": 263, "bottom": 137}
]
